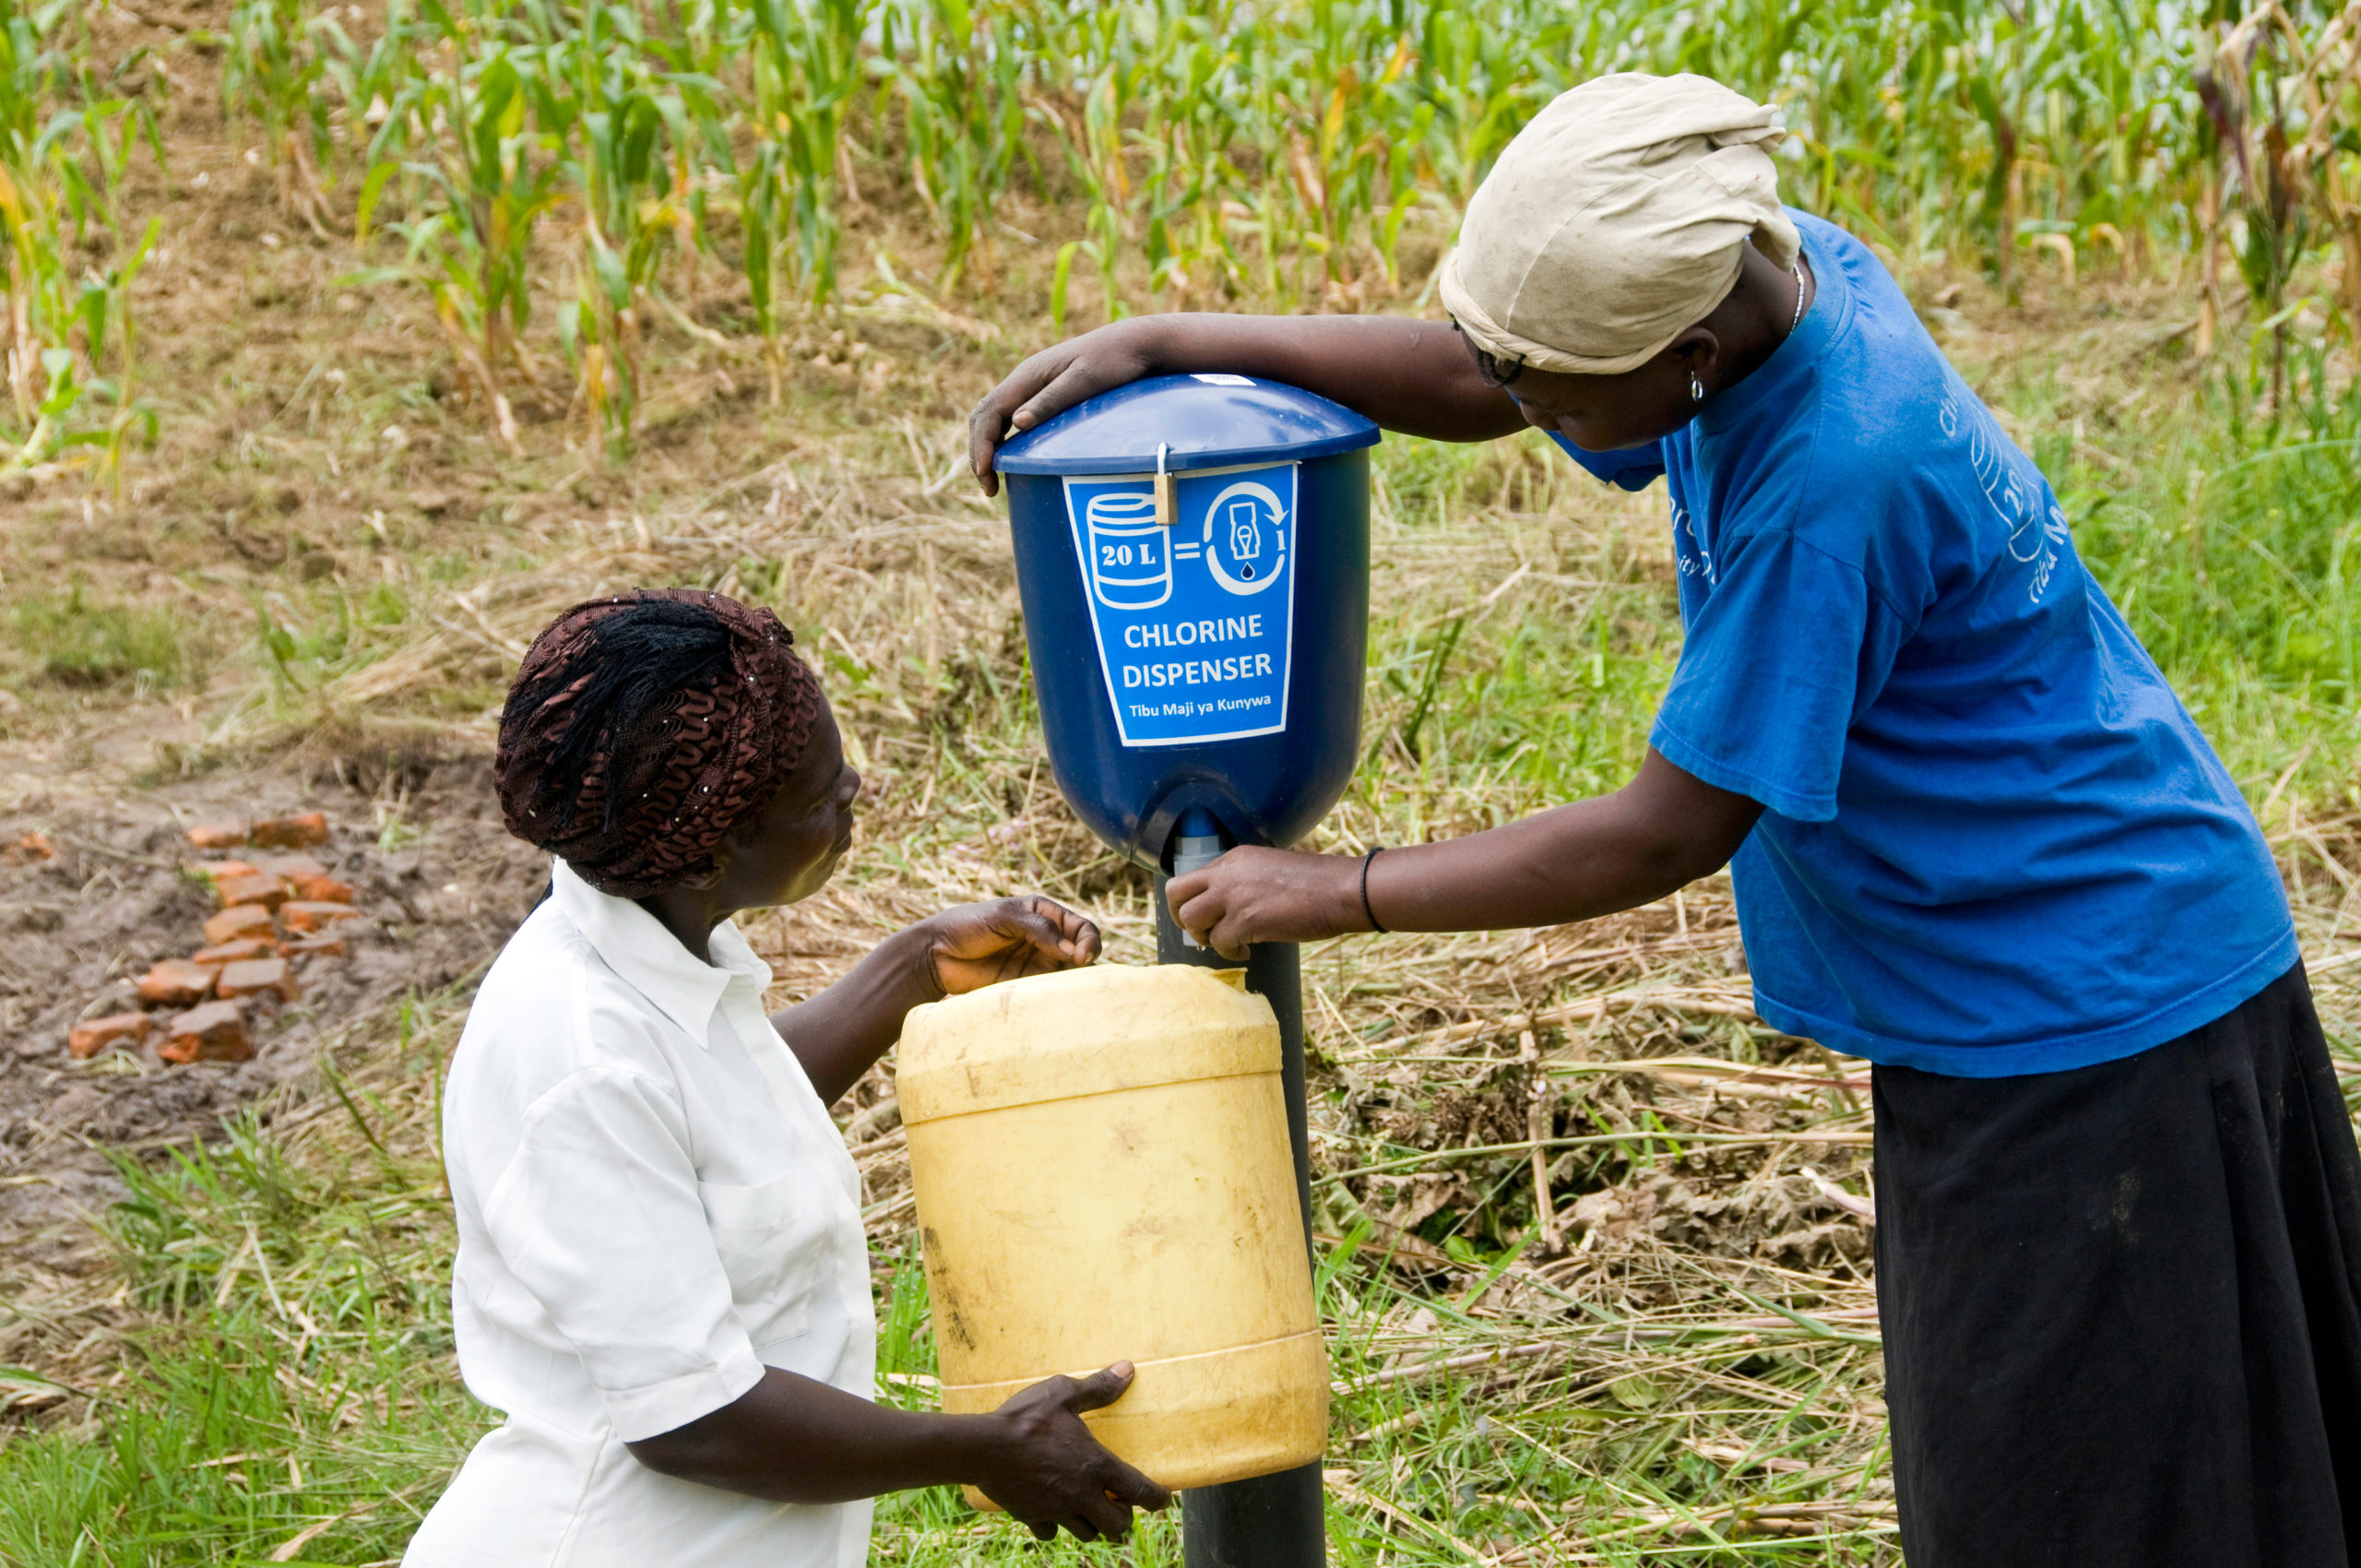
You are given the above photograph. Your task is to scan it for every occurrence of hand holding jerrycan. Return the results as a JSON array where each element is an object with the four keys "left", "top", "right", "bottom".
[{"left": 906, "top": 374, "right": 1377, "bottom": 1567}]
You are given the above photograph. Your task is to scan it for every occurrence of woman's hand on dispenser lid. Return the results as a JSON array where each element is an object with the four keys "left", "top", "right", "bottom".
[
  {"left": 975, "top": 1361, "right": 1172, "bottom": 1542},
  {"left": 913, "top": 895, "right": 1102, "bottom": 998},
  {"left": 1167, "top": 847, "right": 1365, "bottom": 958},
  {"left": 968, "top": 322, "right": 1160, "bottom": 497}
]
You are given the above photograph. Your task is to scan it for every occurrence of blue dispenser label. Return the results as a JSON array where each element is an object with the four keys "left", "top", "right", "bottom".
[{"left": 1061, "top": 463, "right": 1297, "bottom": 747}]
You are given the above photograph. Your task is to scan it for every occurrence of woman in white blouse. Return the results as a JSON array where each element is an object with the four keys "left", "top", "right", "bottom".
[{"left": 404, "top": 589, "right": 1168, "bottom": 1567}]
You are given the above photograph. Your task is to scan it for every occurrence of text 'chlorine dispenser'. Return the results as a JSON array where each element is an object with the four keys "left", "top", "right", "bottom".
[{"left": 898, "top": 374, "right": 1376, "bottom": 1568}]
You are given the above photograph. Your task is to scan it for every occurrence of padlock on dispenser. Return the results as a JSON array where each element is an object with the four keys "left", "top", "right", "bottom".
[{"left": 1153, "top": 440, "right": 1177, "bottom": 527}]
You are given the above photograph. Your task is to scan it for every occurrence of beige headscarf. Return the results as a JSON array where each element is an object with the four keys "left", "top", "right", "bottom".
[{"left": 1439, "top": 73, "right": 1800, "bottom": 377}]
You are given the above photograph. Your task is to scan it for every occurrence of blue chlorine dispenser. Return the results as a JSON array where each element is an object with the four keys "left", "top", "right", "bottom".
[
  {"left": 995, "top": 374, "right": 1379, "bottom": 1568},
  {"left": 996, "top": 373, "right": 1377, "bottom": 873}
]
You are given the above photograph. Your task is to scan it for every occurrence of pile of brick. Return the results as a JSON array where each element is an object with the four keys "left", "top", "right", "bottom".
[
  {"left": 1, "top": 831, "right": 54, "bottom": 867},
  {"left": 69, "top": 812, "right": 367, "bottom": 1065}
]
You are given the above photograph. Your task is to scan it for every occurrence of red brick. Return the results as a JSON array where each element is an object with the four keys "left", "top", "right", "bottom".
[
  {"left": 1, "top": 831, "right": 53, "bottom": 866},
  {"left": 187, "top": 858, "right": 256, "bottom": 883},
  {"left": 279, "top": 933, "right": 348, "bottom": 960},
  {"left": 216, "top": 956, "right": 298, "bottom": 1003},
  {"left": 213, "top": 872, "right": 288, "bottom": 911},
  {"left": 68, "top": 1012, "right": 152, "bottom": 1059},
  {"left": 186, "top": 822, "right": 248, "bottom": 850},
  {"left": 287, "top": 873, "right": 354, "bottom": 904},
  {"left": 251, "top": 853, "right": 326, "bottom": 882},
  {"left": 280, "top": 901, "right": 363, "bottom": 934},
  {"left": 193, "top": 937, "right": 276, "bottom": 968},
  {"left": 136, "top": 958, "right": 215, "bottom": 1007},
  {"left": 203, "top": 904, "right": 277, "bottom": 946},
  {"left": 160, "top": 1000, "right": 252, "bottom": 1064},
  {"left": 249, "top": 813, "right": 328, "bottom": 849}
]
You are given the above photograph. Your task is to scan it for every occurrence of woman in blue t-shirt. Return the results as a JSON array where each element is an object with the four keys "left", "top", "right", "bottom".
[{"left": 968, "top": 72, "right": 2361, "bottom": 1568}]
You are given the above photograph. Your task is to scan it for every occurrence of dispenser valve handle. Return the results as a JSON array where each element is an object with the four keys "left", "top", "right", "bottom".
[{"left": 1169, "top": 807, "right": 1228, "bottom": 950}]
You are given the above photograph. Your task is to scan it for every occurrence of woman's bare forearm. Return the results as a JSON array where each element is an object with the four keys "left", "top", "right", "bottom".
[
  {"left": 970, "top": 313, "right": 1526, "bottom": 491},
  {"left": 1164, "top": 749, "right": 1765, "bottom": 955},
  {"left": 1109, "top": 314, "right": 1526, "bottom": 441},
  {"left": 767, "top": 927, "right": 933, "bottom": 1105},
  {"left": 1367, "top": 787, "right": 1747, "bottom": 932},
  {"left": 631, "top": 1369, "right": 976, "bottom": 1504},
  {"left": 628, "top": 1364, "right": 1167, "bottom": 1536}
]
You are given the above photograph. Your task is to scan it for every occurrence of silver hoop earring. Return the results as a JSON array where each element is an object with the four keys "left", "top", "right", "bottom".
[{"left": 1690, "top": 372, "right": 1704, "bottom": 403}]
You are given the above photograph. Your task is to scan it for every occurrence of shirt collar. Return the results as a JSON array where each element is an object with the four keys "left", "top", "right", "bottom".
[{"left": 549, "top": 859, "right": 773, "bottom": 1047}]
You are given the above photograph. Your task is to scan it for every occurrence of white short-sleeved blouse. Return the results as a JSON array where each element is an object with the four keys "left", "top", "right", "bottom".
[{"left": 402, "top": 859, "right": 875, "bottom": 1568}]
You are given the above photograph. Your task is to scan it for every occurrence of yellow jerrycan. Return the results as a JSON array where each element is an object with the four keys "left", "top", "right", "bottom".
[{"left": 897, "top": 962, "right": 1327, "bottom": 1499}]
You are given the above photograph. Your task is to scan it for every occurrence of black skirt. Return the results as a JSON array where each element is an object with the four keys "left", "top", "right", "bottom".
[{"left": 1874, "top": 963, "right": 2361, "bottom": 1567}]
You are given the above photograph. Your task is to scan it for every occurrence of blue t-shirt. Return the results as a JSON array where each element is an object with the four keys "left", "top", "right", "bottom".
[{"left": 1553, "top": 210, "right": 2295, "bottom": 1077}]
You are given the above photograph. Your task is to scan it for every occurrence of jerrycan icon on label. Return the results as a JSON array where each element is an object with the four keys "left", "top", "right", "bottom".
[{"left": 1084, "top": 493, "right": 1172, "bottom": 610}]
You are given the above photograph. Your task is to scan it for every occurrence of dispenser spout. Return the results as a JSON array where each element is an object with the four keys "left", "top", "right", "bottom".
[{"left": 1169, "top": 808, "right": 1229, "bottom": 950}]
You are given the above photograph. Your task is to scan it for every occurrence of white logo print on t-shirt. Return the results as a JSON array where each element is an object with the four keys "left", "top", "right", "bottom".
[
  {"left": 1938, "top": 392, "right": 2071, "bottom": 603},
  {"left": 1671, "top": 500, "right": 1715, "bottom": 586}
]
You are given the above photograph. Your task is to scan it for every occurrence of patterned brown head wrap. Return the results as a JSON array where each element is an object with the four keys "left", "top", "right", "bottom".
[{"left": 492, "top": 588, "right": 825, "bottom": 898}]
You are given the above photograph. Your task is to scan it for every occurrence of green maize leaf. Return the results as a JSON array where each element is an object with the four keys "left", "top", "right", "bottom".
[
  {"left": 1048, "top": 237, "right": 1080, "bottom": 336},
  {"left": 619, "top": 98, "right": 659, "bottom": 184},
  {"left": 354, "top": 157, "right": 397, "bottom": 244},
  {"left": 590, "top": 234, "right": 630, "bottom": 308},
  {"left": 29, "top": 101, "right": 84, "bottom": 164},
  {"left": 555, "top": 295, "right": 583, "bottom": 361}
]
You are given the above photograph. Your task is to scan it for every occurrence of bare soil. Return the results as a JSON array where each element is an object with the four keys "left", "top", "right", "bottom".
[{"left": 0, "top": 749, "right": 542, "bottom": 1282}]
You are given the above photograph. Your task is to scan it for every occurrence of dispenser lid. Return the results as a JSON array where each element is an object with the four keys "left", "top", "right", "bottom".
[{"left": 993, "top": 373, "right": 1381, "bottom": 476}]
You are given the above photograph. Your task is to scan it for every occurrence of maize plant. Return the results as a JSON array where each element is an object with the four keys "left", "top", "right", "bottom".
[
  {"left": 877, "top": 0, "right": 1025, "bottom": 291},
  {"left": 737, "top": 0, "right": 862, "bottom": 381},
  {"left": 360, "top": 0, "right": 735, "bottom": 454},
  {"left": 364, "top": 1, "right": 570, "bottom": 456},
  {"left": 223, "top": 0, "right": 354, "bottom": 233},
  {"left": 329, "top": 0, "right": 430, "bottom": 172},
  {"left": 2191, "top": 0, "right": 2361, "bottom": 385},
  {"left": 0, "top": 0, "right": 160, "bottom": 481},
  {"left": 330, "top": 0, "right": 2301, "bottom": 448},
  {"left": 552, "top": 0, "right": 721, "bottom": 452}
]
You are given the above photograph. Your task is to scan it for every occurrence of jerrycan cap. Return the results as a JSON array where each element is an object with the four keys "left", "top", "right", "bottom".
[{"left": 993, "top": 374, "right": 1379, "bottom": 477}]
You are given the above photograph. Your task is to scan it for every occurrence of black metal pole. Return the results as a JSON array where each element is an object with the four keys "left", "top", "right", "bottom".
[{"left": 1154, "top": 880, "right": 1326, "bottom": 1568}]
